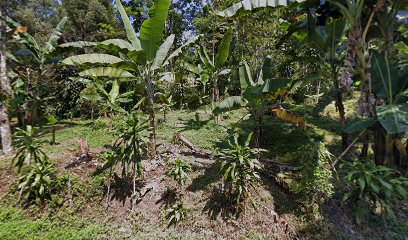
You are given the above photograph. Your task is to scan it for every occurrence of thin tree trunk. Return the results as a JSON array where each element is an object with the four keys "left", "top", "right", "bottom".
[
  {"left": 147, "top": 72, "right": 156, "bottom": 157},
  {"left": 0, "top": 2, "right": 13, "bottom": 155},
  {"left": 109, "top": 113, "right": 113, "bottom": 132},
  {"left": 149, "top": 102, "right": 156, "bottom": 157},
  {"left": 332, "top": 65, "right": 349, "bottom": 149}
]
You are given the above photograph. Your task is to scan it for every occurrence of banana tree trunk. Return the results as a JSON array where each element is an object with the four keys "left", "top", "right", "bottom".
[
  {"left": 252, "top": 110, "right": 261, "bottom": 148},
  {"left": 148, "top": 101, "right": 156, "bottom": 157},
  {"left": 0, "top": 2, "right": 13, "bottom": 155},
  {"left": 147, "top": 72, "right": 156, "bottom": 157}
]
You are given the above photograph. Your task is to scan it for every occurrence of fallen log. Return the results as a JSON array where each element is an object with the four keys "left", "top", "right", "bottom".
[{"left": 173, "top": 132, "right": 211, "bottom": 157}]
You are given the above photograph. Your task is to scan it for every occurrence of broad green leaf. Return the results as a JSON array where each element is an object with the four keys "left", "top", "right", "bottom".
[
  {"left": 181, "top": 62, "right": 203, "bottom": 75},
  {"left": 127, "top": 50, "right": 147, "bottom": 65},
  {"left": 371, "top": 52, "right": 405, "bottom": 102},
  {"left": 109, "top": 80, "right": 120, "bottom": 101},
  {"left": 82, "top": 94, "right": 103, "bottom": 101},
  {"left": 98, "top": 39, "right": 134, "bottom": 52},
  {"left": 198, "top": 45, "right": 215, "bottom": 72},
  {"left": 343, "top": 119, "right": 377, "bottom": 134},
  {"left": 377, "top": 104, "right": 408, "bottom": 134},
  {"left": 163, "top": 35, "right": 201, "bottom": 67},
  {"left": 79, "top": 67, "right": 135, "bottom": 78},
  {"left": 261, "top": 56, "right": 273, "bottom": 80},
  {"left": 213, "top": 96, "right": 248, "bottom": 115},
  {"left": 307, "top": 12, "right": 327, "bottom": 53},
  {"left": 152, "top": 34, "right": 175, "bottom": 71},
  {"left": 45, "top": 17, "right": 68, "bottom": 54},
  {"left": 259, "top": 78, "right": 291, "bottom": 93},
  {"left": 239, "top": 61, "right": 254, "bottom": 90},
  {"left": 326, "top": 18, "right": 346, "bottom": 53},
  {"left": 62, "top": 54, "right": 123, "bottom": 65},
  {"left": 108, "top": 101, "right": 126, "bottom": 113},
  {"left": 215, "top": 28, "right": 233, "bottom": 67},
  {"left": 140, "top": 0, "right": 171, "bottom": 61},
  {"left": 94, "top": 82, "right": 109, "bottom": 98},
  {"left": 115, "top": 0, "right": 141, "bottom": 50},
  {"left": 217, "top": 0, "right": 305, "bottom": 18},
  {"left": 59, "top": 41, "right": 97, "bottom": 48}
]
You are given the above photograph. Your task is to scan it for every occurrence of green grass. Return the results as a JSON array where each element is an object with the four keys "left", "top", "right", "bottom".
[{"left": 0, "top": 206, "right": 104, "bottom": 240}]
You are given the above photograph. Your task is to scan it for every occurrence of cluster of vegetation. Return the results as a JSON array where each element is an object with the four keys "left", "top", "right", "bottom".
[{"left": 1, "top": 0, "right": 408, "bottom": 238}]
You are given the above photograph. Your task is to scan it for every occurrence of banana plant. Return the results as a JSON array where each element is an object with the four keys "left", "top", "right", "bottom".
[
  {"left": 343, "top": 52, "right": 408, "bottom": 172},
  {"left": 217, "top": 0, "right": 305, "bottom": 18},
  {"left": 182, "top": 28, "right": 234, "bottom": 123},
  {"left": 82, "top": 80, "right": 132, "bottom": 131},
  {"left": 292, "top": 15, "right": 349, "bottom": 148},
  {"left": 62, "top": 0, "right": 198, "bottom": 156},
  {"left": 156, "top": 93, "right": 174, "bottom": 123},
  {"left": 213, "top": 59, "right": 291, "bottom": 147},
  {"left": 11, "top": 17, "right": 68, "bottom": 125}
]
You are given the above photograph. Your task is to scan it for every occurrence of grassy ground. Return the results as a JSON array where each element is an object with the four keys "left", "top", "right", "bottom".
[{"left": 0, "top": 100, "right": 407, "bottom": 239}]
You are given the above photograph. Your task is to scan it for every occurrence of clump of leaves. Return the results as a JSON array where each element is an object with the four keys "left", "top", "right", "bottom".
[
  {"left": 113, "top": 111, "right": 149, "bottom": 179},
  {"left": 218, "top": 133, "right": 265, "bottom": 210},
  {"left": 18, "top": 160, "right": 61, "bottom": 205},
  {"left": 342, "top": 160, "right": 408, "bottom": 224},
  {"left": 167, "top": 158, "right": 191, "bottom": 186},
  {"left": 13, "top": 125, "right": 48, "bottom": 173},
  {"left": 163, "top": 201, "right": 188, "bottom": 226}
]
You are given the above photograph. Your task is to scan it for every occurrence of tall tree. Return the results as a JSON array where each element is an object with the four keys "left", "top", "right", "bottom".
[{"left": 0, "top": 1, "right": 13, "bottom": 155}]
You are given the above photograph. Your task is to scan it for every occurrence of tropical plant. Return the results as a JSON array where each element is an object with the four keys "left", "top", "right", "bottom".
[
  {"left": 218, "top": 133, "right": 265, "bottom": 210},
  {"left": 62, "top": 0, "right": 199, "bottom": 156},
  {"left": 163, "top": 200, "right": 188, "bottom": 226},
  {"left": 17, "top": 160, "right": 59, "bottom": 205},
  {"left": 342, "top": 159, "right": 408, "bottom": 224},
  {"left": 343, "top": 52, "right": 408, "bottom": 172},
  {"left": 13, "top": 125, "right": 48, "bottom": 173},
  {"left": 167, "top": 157, "right": 191, "bottom": 186},
  {"left": 217, "top": 0, "right": 305, "bottom": 18},
  {"left": 82, "top": 80, "right": 133, "bottom": 131},
  {"left": 292, "top": 15, "right": 349, "bottom": 148},
  {"left": 12, "top": 17, "right": 68, "bottom": 125},
  {"left": 47, "top": 115, "right": 58, "bottom": 145},
  {"left": 182, "top": 27, "right": 233, "bottom": 123},
  {"left": 156, "top": 93, "right": 174, "bottom": 122},
  {"left": 113, "top": 110, "right": 149, "bottom": 180},
  {"left": 213, "top": 59, "right": 291, "bottom": 146}
]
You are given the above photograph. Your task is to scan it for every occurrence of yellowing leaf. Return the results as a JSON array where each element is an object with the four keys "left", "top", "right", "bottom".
[
  {"left": 272, "top": 108, "right": 307, "bottom": 131},
  {"left": 14, "top": 26, "right": 28, "bottom": 34}
]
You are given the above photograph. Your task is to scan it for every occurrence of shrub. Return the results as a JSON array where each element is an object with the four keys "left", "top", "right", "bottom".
[
  {"left": 13, "top": 125, "right": 48, "bottom": 172},
  {"left": 113, "top": 111, "right": 149, "bottom": 179},
  {"left": 167, "top": 158, "right": 191, "bottom": 186},
  {"left": 163, "top": 201, "right": 188, "bottom": 226},
  {"left": 218, "top": 133, "right": 265, "bottom": 209},
  {"left": 18, "top": 160, "right": 61, "bottom": 205},
  {"left": 342, "top": 160, "right": 408, "bottom": 224}
]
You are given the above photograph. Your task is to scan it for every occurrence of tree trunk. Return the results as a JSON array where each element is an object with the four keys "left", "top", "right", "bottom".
[
  {"left": 332, "top": 65, "right": 349, "bottom": 149},
  {"left": 109, "top": 113, "right": 113, "bottom": 132},
  {"left": 373, "top": 127, "right": 386, "bottom": 165},
  {"left": 147, "top": 72, "right": 156, "bottom": 157},
  {"left": 149, "top": 103, "right": 156, "bottom": 157},
  {"left": 212, "top": 85, "right": 220, "bottom": 124},
  {"left": 252, "top": 111, "right": 260, "bottom": 148},
  {"left": 0, "top": 2, "right": 13, "bottom": 155}
]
